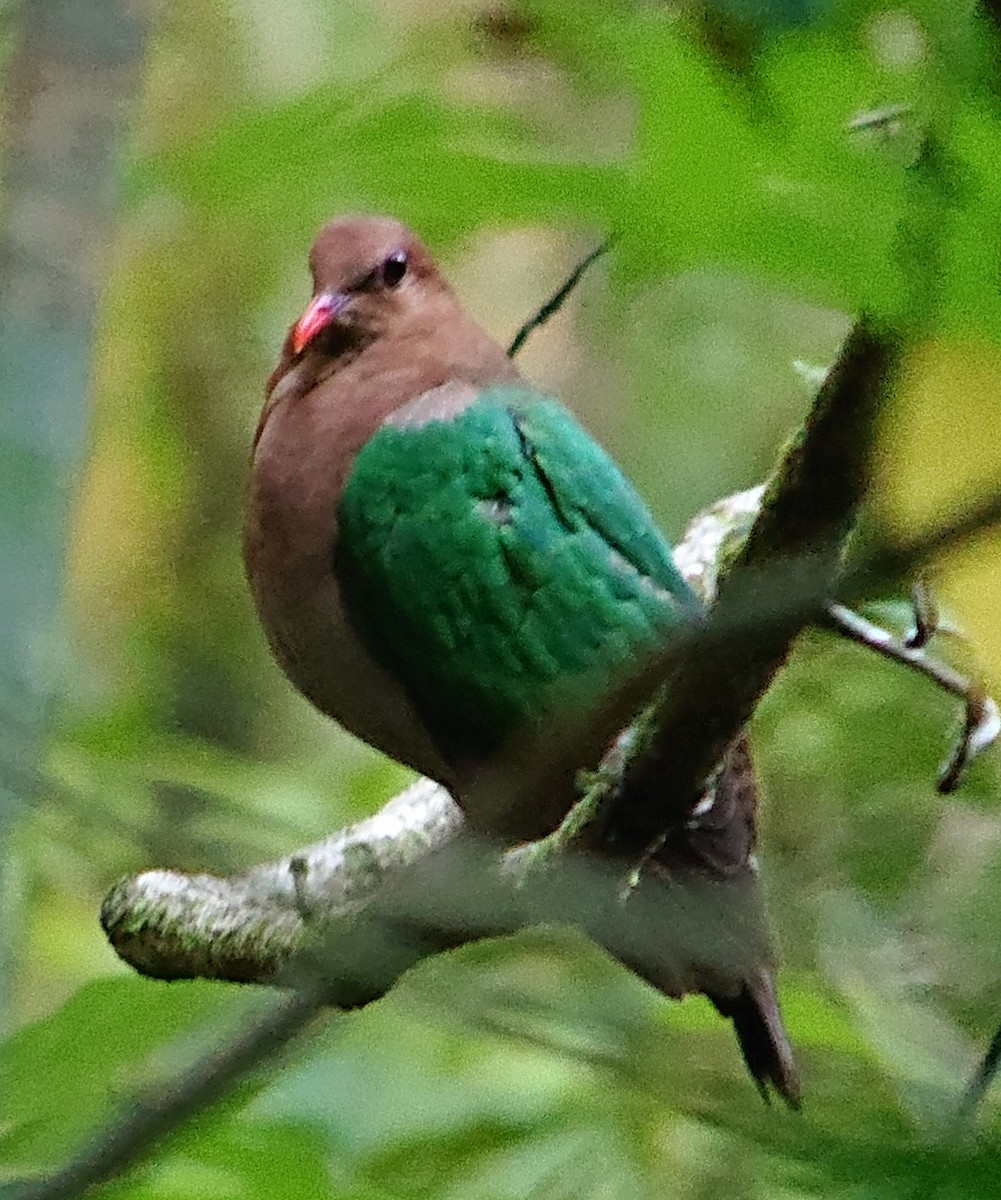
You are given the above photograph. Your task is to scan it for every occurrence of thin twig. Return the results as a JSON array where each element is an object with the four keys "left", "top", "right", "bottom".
[
  {"left": 957, "top": 1023, "right": 1001, "bottom": 1127},
  {"left": 847, "top": 104, "right": 912, "bottom": 134},
  {"left": 825, "top": 603, "right": 980, "bottom": 703},
  {"left": 823, "top": 603, "right": 1000, "bottom": 791},
  {"left": 905, "top": 578, "right": 939, "bottom": 649},
  {"left": 938, "top": 683, "right": 999, "bottom": 794},
  {"left": 507, "top": 239, "right": 612, "bottom": 357},
  {"left": 0, "top": 990, "right": 331, "bottom": 1200}
]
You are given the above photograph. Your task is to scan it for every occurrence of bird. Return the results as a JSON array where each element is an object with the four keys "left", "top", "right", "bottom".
[{"left": 244, "top": 214, "right": 799, "bottom": 1106}]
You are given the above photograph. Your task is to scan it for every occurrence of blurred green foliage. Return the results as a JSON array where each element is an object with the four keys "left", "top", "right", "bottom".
[{"left": 4, "top": 0, "right": 1001, "bottom": 1196}]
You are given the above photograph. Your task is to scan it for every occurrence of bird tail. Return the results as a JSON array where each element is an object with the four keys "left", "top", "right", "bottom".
[{"left": 710, "top": 969, "right": 801, "bottom": 1109}]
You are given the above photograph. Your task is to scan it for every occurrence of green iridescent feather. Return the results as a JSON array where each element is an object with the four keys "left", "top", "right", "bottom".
[{"left": 337, "top": 384, "right": 700, "bottom": 760}]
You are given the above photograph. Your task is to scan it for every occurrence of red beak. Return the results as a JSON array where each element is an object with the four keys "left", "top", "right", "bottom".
[{"left": 291, "top": 291, "right": 346, "bottom": 355}]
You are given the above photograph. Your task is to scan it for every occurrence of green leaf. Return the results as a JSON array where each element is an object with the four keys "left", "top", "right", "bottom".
[{"left": 0, "top": 979, "right": 246, "bottom": 1176}]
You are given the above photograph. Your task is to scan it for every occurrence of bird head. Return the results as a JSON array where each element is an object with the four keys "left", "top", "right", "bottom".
[
  {"left": 261, "top": 214, "right": 516, "bottom": 429},
  {"left": 286, "top": 216, "right": 446, "bottom": 360}
]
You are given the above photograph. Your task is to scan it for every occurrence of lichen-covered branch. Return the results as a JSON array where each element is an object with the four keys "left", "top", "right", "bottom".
[
  {"left": 103, "top": 779, "right": 460, "bottom": 983},
  {"left": 103, "top": 315, "right": 993, "bottom": 996},
  {"left": 102, "top": 478, "right": 770, "bottom": 984},
  {"left": 571, "top": 317, "right": 897, "bottom": 857}
]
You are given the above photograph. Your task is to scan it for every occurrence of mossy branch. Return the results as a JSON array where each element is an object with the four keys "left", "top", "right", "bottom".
[
  {"left": 100, "top": 474, "right": 762, "bottom": 985},
  {"left": 101, "top": 314, "right": 1001, "bottom": 1014},
  {"left": 102, "top": 316, "right": 909, "bottom": 985},
  {"left": 584, "top": 317, "right": 898, "bottom": 855}
]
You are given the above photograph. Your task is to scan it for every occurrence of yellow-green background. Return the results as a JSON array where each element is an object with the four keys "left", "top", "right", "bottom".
[{"left": 5, "top": 0, "right": 1001, "bottom": 1196}]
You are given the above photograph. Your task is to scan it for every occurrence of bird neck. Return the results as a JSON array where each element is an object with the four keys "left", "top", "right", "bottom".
[{"left": 256, "top": 292, "right": 518, "bottom": 454}]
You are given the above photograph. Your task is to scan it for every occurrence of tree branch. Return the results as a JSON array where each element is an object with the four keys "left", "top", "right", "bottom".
[
  {"left": 102, "top": 779, "right": 461, "bottom": 983},
  {"left": 0, "top": 988, "right": 329, "bottom": 1200},
  {"left": 44, "top": 308, "right": 997, "bottom": 1198},
  {"left": 102, "top": 316, "right": 906, "bottom": 980},
  {"left": 574, "top": 316, "right": 897, "bottom": 856}
]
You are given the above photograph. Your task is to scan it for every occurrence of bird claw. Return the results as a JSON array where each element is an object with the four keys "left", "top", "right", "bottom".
[{"left": 825, "top": 586, "right": 999, "bottom": 792}]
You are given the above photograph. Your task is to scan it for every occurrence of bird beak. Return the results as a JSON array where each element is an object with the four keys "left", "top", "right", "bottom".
[{"left": 291, "top": 291, "right": 348, "bottom": 355}]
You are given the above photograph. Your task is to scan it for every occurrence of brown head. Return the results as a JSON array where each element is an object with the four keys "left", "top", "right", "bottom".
[
  {"left": 294, "top": 217, "right": 446, "bottom": 353},
  {"left": 246, "top": 215, "right": 518, "bottom": 783},
  {"left": 257, "top": 215, "right": 518, "bottom": 458},
  {"left": 266, "top": 214, "right": 514, "bottom": 390}
]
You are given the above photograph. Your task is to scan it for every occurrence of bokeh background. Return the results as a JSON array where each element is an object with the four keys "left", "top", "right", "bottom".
[{"left": 5, "top": 0, "right": 1001, "bottom": 1196}]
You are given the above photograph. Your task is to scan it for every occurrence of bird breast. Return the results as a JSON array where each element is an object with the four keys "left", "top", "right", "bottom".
[{"left": 244, "top": 377, "right": 454, "bottom": 785}]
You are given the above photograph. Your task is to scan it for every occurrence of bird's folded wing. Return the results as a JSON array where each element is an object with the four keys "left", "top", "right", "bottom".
[{"left": 337, "top": 385, "right": 699, "bottom": 760}]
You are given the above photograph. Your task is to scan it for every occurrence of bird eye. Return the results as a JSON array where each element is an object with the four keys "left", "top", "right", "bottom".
[{"left": 380, "top": 250, "right": 407, "bottom": 288}]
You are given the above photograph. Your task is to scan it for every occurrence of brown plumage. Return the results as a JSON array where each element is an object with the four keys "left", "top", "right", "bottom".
[
  {"left": 642, "top": 736, "right": 800, "bottom": 1107},
  {"left": 246, "top": 217, "right": 520, "bottom": 788},
  {"left": 244, "top": 215, "right": 799, "bottom": 1107}
]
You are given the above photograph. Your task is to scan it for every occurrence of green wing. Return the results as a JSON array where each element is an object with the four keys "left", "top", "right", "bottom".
[{"left": 337, "top": 384, "right": 700, "bottom": 760}]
